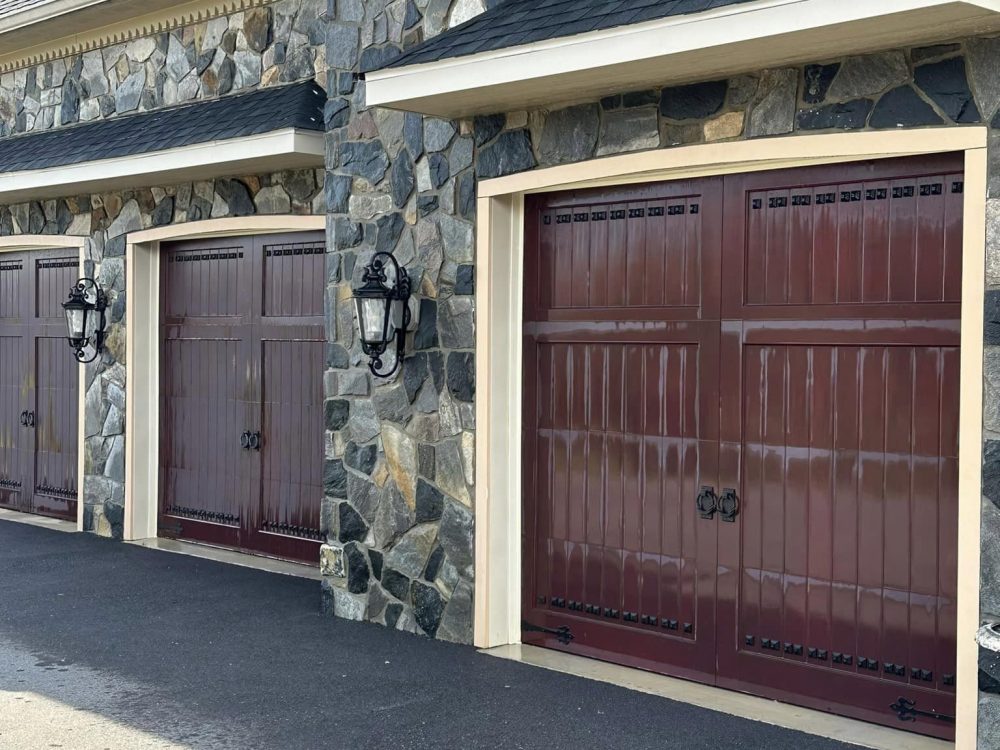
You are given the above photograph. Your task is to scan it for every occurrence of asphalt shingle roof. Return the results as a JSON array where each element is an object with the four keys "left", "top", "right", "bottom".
[
  {"left": 0, "top": 79, "right": 325, "bottom": 173},
  {"left": 385, "top": 0, "right": 758, "bottom": 69}
]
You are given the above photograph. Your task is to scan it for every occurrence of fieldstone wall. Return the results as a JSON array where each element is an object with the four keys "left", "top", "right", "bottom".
[
  {"left": 0, "top": 0, "right": 327, "bottom": 538},
  {"left": 326, "top": 9, "right": 1000, "bottom": 739},
  {"left": 0, "top": 0, "right": 326, "bottom": 134}
]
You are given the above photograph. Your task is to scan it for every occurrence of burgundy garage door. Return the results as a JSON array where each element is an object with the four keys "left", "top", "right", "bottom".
[
  {"left": 159, "top": 232, "right": 325, "bottom": 564},
  {"left": 0, "top": 249, "right": 80, "bottom": 521},
  {"left": 522, "top": 154, "right": 962, "bottom": 739}
]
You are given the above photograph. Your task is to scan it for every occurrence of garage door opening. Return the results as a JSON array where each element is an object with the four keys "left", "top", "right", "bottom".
[
  {"left": 0, "top": 247, "right": 81, "bottom": 522},
  {"left": 521, "top": 154, "right": 962, "bottom": 740},
  {"left": 157, "top": 231, "right": 325, "bottom": 565}
]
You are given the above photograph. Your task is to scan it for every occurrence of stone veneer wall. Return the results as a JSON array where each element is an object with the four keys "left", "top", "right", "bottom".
[
  {"left": 325, "top": 7, "right": 1000, "bottom": 740},
  {"left": 0, "top": 0, "right": 328, "bottom": 538},
  {"left": 0, "top": 0, "right": 327, "bottom": 134}
]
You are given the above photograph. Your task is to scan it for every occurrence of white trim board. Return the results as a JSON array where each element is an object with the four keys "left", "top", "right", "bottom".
[
  {"left": 0, "top": 128, "right": 324, "bottom": 203},
  {"left": 366, "top": 0, "right": 1000, "bottom": 117}
]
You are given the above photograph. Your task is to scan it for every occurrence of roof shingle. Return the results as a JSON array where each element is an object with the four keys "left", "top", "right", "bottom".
[
  {"left": 383, "top": 0, "right": 757, "bottom": 69},
  {"left": 0, "top": 79, "right": 325, "bottom": 173}
]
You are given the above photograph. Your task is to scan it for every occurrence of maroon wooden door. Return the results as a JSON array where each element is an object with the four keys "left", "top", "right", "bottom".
[
  {"left": 159, "top": 232, "right": 324, "bottom": 564},
  {"left": 0, "top": 250, "right": 79, "bottom": 521},
  {"left": 716, "top": 155, "right": 962, "bottom": 739},
  {"left": 522, "top": 154, "right": 962, "bottom": 739},
  {"left": 522, "top": 179, "right": 724, "bottom": 681}
]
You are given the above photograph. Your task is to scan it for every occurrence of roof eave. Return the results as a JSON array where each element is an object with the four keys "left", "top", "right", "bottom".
[
  {"left": 0, "top": 127, "right": 324, "bottom": 203},
  {"left": 365, "top": 0, "right": 1000, "bottom": 119}
]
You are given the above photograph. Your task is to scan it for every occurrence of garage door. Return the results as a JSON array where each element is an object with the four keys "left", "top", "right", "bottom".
[
  {"left": 159, "top": 232, "right": 325, "bottom": 564},
  {"left": 0, "top": 249, "right": 80, "bottom": 521},
  {"left": 521, "top": 154, "right": 961, "bottom": 739}
]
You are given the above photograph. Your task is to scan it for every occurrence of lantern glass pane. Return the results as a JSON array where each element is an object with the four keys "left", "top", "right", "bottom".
[
  {"left": 84, "top": 304, "right": 100, "bottom": 338},
  {"left": 64, "top": 306, "right": 86, "bottom": 342},
  {"left": 357, "top": 297, "right": 392, "bottom": 345}
]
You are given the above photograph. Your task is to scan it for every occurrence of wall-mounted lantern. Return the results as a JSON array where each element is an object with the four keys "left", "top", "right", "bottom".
[
  {"left": 353, "top": 251, "right": 411, "bottom": 377},
  {"left": 62, "top": 278, "right": 108, "bottom": 364}
]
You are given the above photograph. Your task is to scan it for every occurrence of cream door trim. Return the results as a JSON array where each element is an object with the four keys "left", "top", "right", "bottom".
[
  {"left": 474, "top": 126, "right": 986, "bottom": 749},
  {"left": 123, "top": 215, "right": 326, "bottom": 543},
  {"left": 0, "top": 233, "right": 88, "bottom": 532}
]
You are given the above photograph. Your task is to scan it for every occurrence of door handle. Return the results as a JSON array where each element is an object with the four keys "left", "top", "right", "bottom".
[
  {"left": 696, "top": 486, "right": 717, "bottom": 520},
  {"left": 25, "top": 411, "right": 34, "bottom": 428},
  {"left": 19, "top": 411, "right": 27, "bottom": 426},
  {"left": 240, "top": 431, "right": 251, "bottom": 450},
  {"left": 248, "top": 431, "right": 261, "bottom": 451},
  {"left": 719, "top": 488, "right": 740, "bottom": 522}
]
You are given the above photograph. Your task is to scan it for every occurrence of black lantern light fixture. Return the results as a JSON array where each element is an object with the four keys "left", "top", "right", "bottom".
[
  {"left": 62, "top": 278, "right": 108, "bottom": 363},
  {"left": 353, "top": 251, "right": 411, "bottom": 377}
]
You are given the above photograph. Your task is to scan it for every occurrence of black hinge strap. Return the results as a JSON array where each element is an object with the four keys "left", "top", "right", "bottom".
[
  {"left": 522, "top": 620, "right": 574, "bottom": 645},
  {"left": 890, "top": 698, "right": 955, "bottom": 723}
]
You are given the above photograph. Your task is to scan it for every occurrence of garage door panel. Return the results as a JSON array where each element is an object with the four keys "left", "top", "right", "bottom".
[
  {"left": 34, "top": 256, "right": 78, "bottom": 319},
  {"left": 726, "top": 158, "right": 964, "bottom": 317},
  {"left": 162, "top": 242, "right": 249, "bottom": 320},
  {"left": 31, "top": 336, "right": 78, "bottom": 517},
  {"left": 260, "top": 236, "right": 325, "bottom": 320},
  {"left": 0, "top": 335, "right": 24, "bottom": 508},
  {"left": 0, "top": 256, "right": 23, "bottom": 319}
]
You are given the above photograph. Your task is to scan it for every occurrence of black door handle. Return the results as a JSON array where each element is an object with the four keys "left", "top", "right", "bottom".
[
  {"left": 248, "top": 431, "right": 261, "bottom": 451},
  {"left": 719, "top": 488, "right": 740, "bottom": 522},
  {"left": 25, "top": 411, "right": 34, "bottom": 428},
  {"left": 19, "top": 411, "right": 27, "bottom": 426},
  {"left": 240, "top": 431, "right": 251, "bottom": 450},
  {"left": 696, "top": 486, "right": 717, "bottom": 520}
]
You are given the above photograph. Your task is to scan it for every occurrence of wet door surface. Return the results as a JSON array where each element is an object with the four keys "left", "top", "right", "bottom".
[
  {"left": 522, "top": 155, "right": 962, "bottom": 739},
  {"left": 159, "top": 232, "right": 325, "bottom": 564},
  {"left": 0, "top": 249, "right": 79, "bottom": 521}
]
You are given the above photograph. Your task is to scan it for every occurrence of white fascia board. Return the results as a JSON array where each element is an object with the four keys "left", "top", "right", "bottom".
[
  {"left": 0, "top": 0, "right": 105, "bottom": 34},
  {"left": 0, "top": 127, "right": 325, "bottom": 203},
  {"left": 366, "top": 0, "right": 1000, "bottom": 118}
]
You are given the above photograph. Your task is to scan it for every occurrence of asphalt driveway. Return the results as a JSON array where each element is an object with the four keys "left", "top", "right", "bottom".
[{"left": 0, "top": 519, "right": 859, "bottom": 750}]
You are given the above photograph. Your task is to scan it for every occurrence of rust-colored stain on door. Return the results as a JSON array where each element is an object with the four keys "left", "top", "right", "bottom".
[
  {"left": 522, "top": 155, "right": 962, "bottom": 739},
  {"left": 159, "top": 232, "right": 325, "bottom": 564},
  {"left": 0, "top": 250, "right": 79, "bottom": 521}
]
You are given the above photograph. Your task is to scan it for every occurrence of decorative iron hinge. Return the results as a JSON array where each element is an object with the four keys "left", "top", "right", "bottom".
[
  {"left": 522, "top": 620, "right": 574, "bottom": 645},
  {"left": 889, "top": 698, "right": 955, "bottom": 724}
]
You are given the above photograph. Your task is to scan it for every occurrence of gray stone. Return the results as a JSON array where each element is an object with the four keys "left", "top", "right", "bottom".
[
  {"left": 340, "top": 140, "right": 390, "bottom": 184},
  {"left": 967, "top": 37, "right": 1000, "bottom": 120},
  {"left": 107, "top": 199, "right": 142, "bottom": 238},
  {"left": 385, "top": 523, "right": 437, "bottom": 578},
  {"left": 280, "top": 46, "right": 314, "bottom": 81},
  {"left": 373, "top": 383, "right": 411, "bottom": 424},
  {"left": 349, "top": 398, "right": 380, "bottom": 443},
  {"left": 165, "top": 34, "right": 194, "bottom": 82},
  {"left": 234, "top": 50, "right": 262, "bottom": 87},
  {"left": 323, "top": 583, "right": 367, "bottom": 620},
  {"left": 338, "top": 501, "right": 368, "bottom": 543},
  {"left": 438, "top": 214, "right": 473, "bottom": 263},
  {"left": 826, "top": 52, "right": 909, "bottom": 100},
  {"left": 450, "top": 136, "right": 473, "bottom": 175},
  {"left": 328, "top": 24, "right": 360, "bottom": 70},
  {"left": 325, "top": 459, "right": 348, "bottom": 499},
  {"left": 538, "top": 104, "right": 599, "bottom": 165},
  {"left": 869, "top": 86, "right": 943, "bottom": 129},
  {"left": 596, "top": 107, "right": 659, "bottom": 156},
  {"left": 439, "top": 296, "right": 474, "bottom": 349},
  {"left": 415, "top": 479, "right": 444, "bottom": 522},
  {"left": 747, "top": 68, "right": 797, "bottom": 138},
  {"left": 986, "top": 199, "right": 1000, "bottom": 288},
  {"left": 802, "top": 64, "right": 839, "bottom": 104},
  {"left": 797, "top": 99, "right": 872, "bottom": 131},
  {"left": 411, "top": 580, "right": 445, "bottom": 637},
  {"left": 424, "top": 117, "right": 456, "bottom": 152},
  {"left": 391, "top": 150, "right": 415, "bottom": 207},
  {"left": 983, "top": 495, "right": 1000, "bottom": 617},
  {"left": 372, "top": 487, "right": 413, "bottom": 549},
  {"left": 986, "top": 349, "right": 1000, "bottom": 437},
  {"left": 115, "top": 69, "right": 145, "bottom": 113},
  {"left": 660, "top": 80, "right": 727, "bottom": 120},
  {"left": 981, "top": 693, "right": 1000, "bottom": 748},
  {"left": 80, "top": 51, "right": 108, "bottom": 97},
  {"left": 243, "top": 7, "right": 272, "bottom": 53},
  {"left": 914, "top": 57, "right": 981, "bottom": 123},
  {"left": 254, "top": 185, "right": 291, "bottom": 213},
  {"left": 404, "top": 111, "right": 423, "bottom": 158},
  {"left": 347, "top": 473, "right": 383, "bottom": 523},
  {"left": 477, "top": 129, "right": 535, "bottom": 179},
  {"left": 447, "top": 351, "right": 474, "bottom": 402},
  {"left": 436, "top": 438, "right": 470, "bottom": 506},
  {"left": 344, "top": 542, "right": 370, "bottom": 593},
  {"left": 437, "top": 578, "right": 473, "bottom": 644},
  {"left": 439, "top": 499, "right": 474, "bottom": 574},
  {"left": 104, "top": 436, "right": 125, "bottom": 481},
  {"left": 381, "top": 567, "right": 411, "bottom": 602}
]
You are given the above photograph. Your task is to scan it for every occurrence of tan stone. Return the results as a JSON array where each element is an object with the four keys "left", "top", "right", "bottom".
[
  {"left": 261, "top": 66, "right": 281, "bottom": 86},
  {"left": 703, "top": 111, "right": 745, "bottom": 142},
  {"left": 382, "top": 424, "right": 417, "bottom": 509}
]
